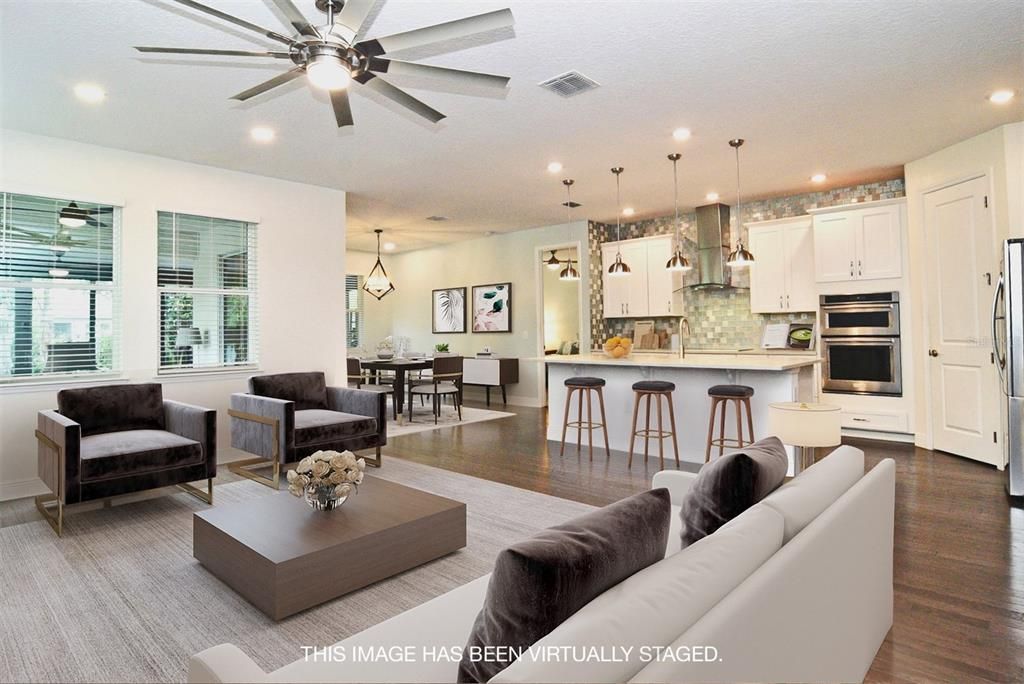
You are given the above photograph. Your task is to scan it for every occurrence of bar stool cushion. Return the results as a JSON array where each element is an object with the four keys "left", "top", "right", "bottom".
[
  {"left": 708, "top": 384, "right": 754, "bottom": 398},
  {"left": 565, "top": 376, "right": 606, "bottom": 388},
  {"left": 679, "top": 436, "right": 788, "bottom": 549},
  {"left": 632, "top": 380, "right": 675, "bottom": 392}
]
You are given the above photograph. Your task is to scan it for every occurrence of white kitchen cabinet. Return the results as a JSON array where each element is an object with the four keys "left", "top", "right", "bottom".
[
  {"left": 601, "top": 236, "right": 679, "bottom": 318},
  {"left": 646, "top": 236, "right": 676, "bottom": 316},
  {"left": 602, "top": 243, "right": 628, "bottom": 318},
  {"left": 747, "top": 217, "right": 817, "bottom": 313},
  {"left": 811, "top": 200, "right": 904, "bottom": 283}
]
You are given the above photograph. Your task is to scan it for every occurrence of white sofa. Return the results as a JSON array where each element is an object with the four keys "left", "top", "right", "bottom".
[{"left": 190, "top": 446, "right": 894, "bottom": 684}]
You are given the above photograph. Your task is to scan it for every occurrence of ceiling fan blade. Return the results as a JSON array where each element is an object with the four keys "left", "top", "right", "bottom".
[
  {"left": 163, "top": 0, "right": 296, "bottom": 46},
  {"left": 357, "top": 75, "right": 445, "bottom": 123},
  {"left": 230, "top": 67, "right": 305, "bottom": 101},
  {"left": 135, "top": 46, "right": 293, "bottom": 58},
  {"left": 331, "top": 0, "right": 378, "bottom": 43},
  {"left": 357, "top": 8, "right": 513, "bottom": 57},
  {"left": 371, "top": 60, "right": 509, "bottom": 89},
  {"left": 330, "top": 89, "right": 354, "bottom": 127},
  {"left": 266, "top": 0, "right": 320, "bottom": 38}
]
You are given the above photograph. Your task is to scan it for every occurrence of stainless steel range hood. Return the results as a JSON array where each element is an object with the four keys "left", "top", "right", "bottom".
[{"left": 690, "top": 203, "right": 735, "bottom": 289}]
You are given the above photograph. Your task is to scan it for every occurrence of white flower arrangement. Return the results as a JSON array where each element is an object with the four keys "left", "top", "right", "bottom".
[{"left": 287, "top": 450, "right": 365, "bottom": 508}]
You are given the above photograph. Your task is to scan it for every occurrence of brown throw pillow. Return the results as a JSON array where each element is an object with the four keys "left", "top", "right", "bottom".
[
  {"left": 457, "top": 488, "right": 671, "bottom": 683},
  {"left": 680, "top": 436, "right": 788, "bottom": 548}
]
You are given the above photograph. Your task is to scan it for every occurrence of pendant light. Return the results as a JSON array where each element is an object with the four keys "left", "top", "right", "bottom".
[
  {"left": 544, "top": 249, "right": 562, "bottom": 270},
  {"left": 362, "top": 229, "right": 395, "bottom": 300},
  {"left": 664, "top": 153, "right": 692, "bottom": 272},
  {"left": 726, "top": 138, "right": 755, "bottom": 268},
  {"left": 559, "top": 179, "right": 580, "bottom": 281},
  {"left": 607, "top": 167, "right": 630, "bottom": 276}
]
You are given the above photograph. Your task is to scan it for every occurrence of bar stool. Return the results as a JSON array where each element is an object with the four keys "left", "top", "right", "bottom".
[
  {"left": 559, "top": 377, "right": 610, "bottom": 460},
  {"left": 628, "top": 380, "right": 680, "bottom": 469},
  {"left": 705, "top": 384, "right": 755, "bottom": 462}
]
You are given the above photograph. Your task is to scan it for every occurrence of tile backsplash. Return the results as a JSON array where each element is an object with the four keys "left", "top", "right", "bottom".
[{"left": 588, "top": 178, "right": 905, "bottom": 349}]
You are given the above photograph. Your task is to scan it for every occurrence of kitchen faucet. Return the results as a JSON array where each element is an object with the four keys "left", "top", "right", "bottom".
[{"left": 678, "top": 317, "right": 691, "bottom": 358}]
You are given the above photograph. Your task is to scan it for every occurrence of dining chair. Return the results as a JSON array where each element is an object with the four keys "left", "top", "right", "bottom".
[
  {"left": 409, "top": 355, "right": 463, "bottom": 424},
  {"left": 348, "top": 357, "right": 396, "bottom": 421}
]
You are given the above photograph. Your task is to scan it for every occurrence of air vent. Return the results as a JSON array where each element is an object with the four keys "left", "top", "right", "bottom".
[
  {"left": 538, "top": 71, "right": 600, "bottom": 98},
  {"left": 426, "top": 215, "right": 449, "bottom": 222}
]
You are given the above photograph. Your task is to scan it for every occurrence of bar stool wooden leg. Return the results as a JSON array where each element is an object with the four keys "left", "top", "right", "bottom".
[
  {"left": 643, "top": 393, "right": 652, "bottom": 464},
  {"left": 667, "top": 393, "right": 680, "bottom": 467},
  {"left": 718, "top": 397, "right": 728, "bottom": 457},
  {"left": 628, "top": 392, "right": 640, "bottom": 468},
  {"left": 559, "top": 387, "right": 573, "bottom": 457},
  {"left": 744, "top": 397, "right": 755, "bottom": 444},
  {"left": 735, "top": 398, "right": 744, "bottom": 448},
  {"left": 576, "top": 387, "right": 584, "bottom": 455},
  {"left": 705, "top": 397, "right": 718, "bottom": 463},
  {"left": 597, "top": 387, "right": 611, "bottom": 458},
  {"left": 586, "top": 388, "right": 594, "bottom": 462},
  {"left": 656, "top": 393, "right": 665, "bottom": 470}
]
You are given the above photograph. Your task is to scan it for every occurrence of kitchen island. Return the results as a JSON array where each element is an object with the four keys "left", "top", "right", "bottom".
[{"left": 544, "top": 353, "right": 819, "bottom": 470}]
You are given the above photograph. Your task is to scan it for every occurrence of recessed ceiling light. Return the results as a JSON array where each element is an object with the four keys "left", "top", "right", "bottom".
[
  {"left": 383, "top": 241, "right": 396, "bottom": 251},
  {"left": 989, "top": 89, "right": 1015, "bottom": 104},
  {"left": 73, "top": 83, "right": 105, "bottom": 104},
  {"left": 705, "top": 192, "right": 719, "bottom": 202},
  {"left": 622, "top": 207, "right": 635, "bottom": 217},
  {"left": 250, "top": 126, "right": 275, "bottom": 143},
  {"left": 810, "top": 173, "right": 827, "bottom": 183},
  {"left": 672, "top": 127, "right": 692, "bottom": 141},
  {"left": 547, "top": 162, "right": 563, "bottom": 174}
]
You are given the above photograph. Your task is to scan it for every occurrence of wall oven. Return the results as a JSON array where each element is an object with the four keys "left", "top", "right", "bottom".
[{"left": 820, "top": 293, "right": 903, "bottom": 396}]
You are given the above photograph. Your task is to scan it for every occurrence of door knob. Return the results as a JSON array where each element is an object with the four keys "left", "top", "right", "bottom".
[{"left": 929, "top": 349, "right": 939, "bottom": 357}]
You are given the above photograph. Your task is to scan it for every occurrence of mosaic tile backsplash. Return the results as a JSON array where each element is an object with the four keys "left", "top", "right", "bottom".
[{"left": 588, "top": 178, "right": 905, "bottom": 349}]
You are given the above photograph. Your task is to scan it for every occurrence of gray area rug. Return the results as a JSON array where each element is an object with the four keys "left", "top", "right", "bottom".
[{"left": 0, "top": 458, "right": 594, "bottom": 683}]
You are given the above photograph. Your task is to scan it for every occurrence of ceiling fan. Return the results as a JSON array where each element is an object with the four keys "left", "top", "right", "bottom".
[{"left": 135, "top": 0, "right": 514, "bottom": 128}]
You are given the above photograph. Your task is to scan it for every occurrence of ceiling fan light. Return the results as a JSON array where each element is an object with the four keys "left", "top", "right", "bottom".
[
  {"left": 665, "top": 250, "right": 692, "bottom": 272},
  {"left": 307, "top": 56, "right": 351, "bottom": 90},
  {"left": 48, "top": 268, "right": 70, "bottom": 278},
  {"left": 58, "top": 202, "right": 89, "bottom": 228}
]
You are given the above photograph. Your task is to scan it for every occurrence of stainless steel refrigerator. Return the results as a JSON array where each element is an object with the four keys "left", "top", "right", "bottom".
[{"left": 995, "top": 238, "right": 1024, "bottom": 497}]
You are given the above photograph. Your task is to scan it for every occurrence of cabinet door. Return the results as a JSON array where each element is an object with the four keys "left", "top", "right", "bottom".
[
  {"left": 748, "top": 226, "right": 786, "bottom": 313},
  {"left": 813, "top": 214, "right": 858, "bottom": 282},
  {"left": 646, "top": 236, "right": 676, "bottom": 316},
  {"left": 856, "top": 206, "right": 902, "bottom": 279},
  {"left": 783, "top": 222, "right": 818, "bottom": 311},
  {"left": 602, "top": 243, "right": 627, "bottom": 318},
  {"left": 622, "top": 241, "right": 650, "bottom": 316}
]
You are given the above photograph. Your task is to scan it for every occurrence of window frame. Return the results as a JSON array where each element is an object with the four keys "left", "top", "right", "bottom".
[
  {"left": 0, "top": 190, "right": 123, "bottom": 386},
  {"left": 345, "top": 274, "right": 364, "bottom": 350}
]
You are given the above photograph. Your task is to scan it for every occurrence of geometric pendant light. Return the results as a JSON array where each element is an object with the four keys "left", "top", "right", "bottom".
[
  {"left": 726, "top": 138, "right": 755, "bottom": 268},
  {"left": 607, "top": 166, "right": 631, "bottom": 276},
  {"left": 559, "top": 178, "right": 580, "bottom": 281},
  {"left": 362, "top": 229, "right": 396, "bottom": 300},
  {"left": 664, "top": 152, "right": 692, "bottom": 272}
]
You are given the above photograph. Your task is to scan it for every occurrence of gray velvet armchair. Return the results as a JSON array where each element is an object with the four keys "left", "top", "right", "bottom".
[
  {"left": 35, "top": 383, "right": 216, "bottom": 536},
  {"left": 229, "top": 371, "right": 387, "bottom": 489}
]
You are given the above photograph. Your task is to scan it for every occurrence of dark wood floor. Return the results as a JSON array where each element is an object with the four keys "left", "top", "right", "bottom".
[{"left": 387, "top": 400, "right": 1024, "bottom": 684}]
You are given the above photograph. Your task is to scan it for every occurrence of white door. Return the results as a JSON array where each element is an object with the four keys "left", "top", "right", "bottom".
[
  {"left": 602, "top": 244, "right": 627, "bottom": 318},
  {"left": 784, "top": 221, "right": 818, "bottom": 312},
  {"left": 857, "top": 206, "right": 903, "bottom": 279},
  {"left": 924, "top": 176, "right": 1001, "bottom": 465},
  {"left": 622, "top": 241, "right": 650, "bottom": 316},
  {"left": 748, "top": 226, "right": 785, "bottom": 313},
  {"left": 646, "top": 237, "right": 676, "bottom": 316},
  {"left": 813, "top": 214, "right": 858, "bottom": 282}
]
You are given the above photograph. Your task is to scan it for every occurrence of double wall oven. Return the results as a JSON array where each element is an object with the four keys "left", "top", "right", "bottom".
[{"left": 820, "top": 292, "right": 902, "bottom": 396}]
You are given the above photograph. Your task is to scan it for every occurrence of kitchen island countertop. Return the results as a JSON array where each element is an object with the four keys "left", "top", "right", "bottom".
[{"left": 540, "top": 353, "right": 820, "bottom": 372}]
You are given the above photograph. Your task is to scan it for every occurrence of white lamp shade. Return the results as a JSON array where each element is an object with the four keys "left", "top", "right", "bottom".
[{"left": 767, "top": 402, "right": 841, "bottom": 448}]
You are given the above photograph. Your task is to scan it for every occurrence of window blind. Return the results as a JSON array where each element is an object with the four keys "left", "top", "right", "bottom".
[
  {"left": 346, "top": 274, "right": 363, "bottom": 349},
  {"left": 157, "top": 211, "right": 258, "bottom": 373},
  {"left": 0, "top": 192, "right": 120, "bottom": 382}
]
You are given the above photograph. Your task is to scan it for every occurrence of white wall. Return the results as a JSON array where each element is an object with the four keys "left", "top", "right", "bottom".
[
  {"left": 904, "top": 121, "right": 1023, "bottom": 448},
  {"left": 542, "top": 248, "right": 581, "bottom": 350},
  {"left": 0, "top": 130, "right": 347, "bottom": 500},
  {"left": 380, "top": 221, "right": 590, "bottom": 406},
  {"left": 346, "top": 250, "right": 395, "bottom": 351}
]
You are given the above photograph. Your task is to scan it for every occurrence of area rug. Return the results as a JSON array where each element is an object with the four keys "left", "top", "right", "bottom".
[
  {"left": 387, "top": 404, "right": 515, "bottom": 438},
  {"left": 0, "top": 458, "right": 593, "bottom": 684}
]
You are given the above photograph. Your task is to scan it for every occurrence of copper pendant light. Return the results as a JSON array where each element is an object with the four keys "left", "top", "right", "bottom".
[
  {"left": 607, "top": 167, "right": 630, "bottom": 276},
  {"left": 559, "top": 179, "right": 580, "bottom": 281},
  {"left": 726, "top": 138, "right": 755, "bottom": 268},
  {"left": 664, "top": 153, "right": 692, "bottom": 272}
]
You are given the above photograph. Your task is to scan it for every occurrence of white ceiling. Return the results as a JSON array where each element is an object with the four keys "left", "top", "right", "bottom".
[{"left": 1, "top": 0, "right": 1021, "bottom": 253}]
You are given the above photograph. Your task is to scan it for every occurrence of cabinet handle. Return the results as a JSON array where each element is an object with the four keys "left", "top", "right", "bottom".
[
  {"left": 858, "top": 260, "right": 862, "bottom": 276},
  {"left": 779, "top": 295, "right": 783, "bottom": 308},
  {"left": 850, "top": 260, "right": 854, "bottom": 277},
  {"left": 852, "top": 417, "right": 869, "bottom": 423},
  {"left": 786, "top": 294, "right": 791, "bottom": 308}
]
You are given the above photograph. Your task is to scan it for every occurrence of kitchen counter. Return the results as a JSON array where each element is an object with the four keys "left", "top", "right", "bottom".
[{"left": 543, "top": 353, "right": 819, "bottom": 372}]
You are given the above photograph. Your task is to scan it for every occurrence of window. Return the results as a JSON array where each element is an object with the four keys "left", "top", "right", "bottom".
[
  {"left": 345, "top": 274, "right": 363, "bottom": 349},
  {"left": 0, "top": 192, "right": 119, "bottom": 382},
  {"left": 157, "top": 211, "right": 257, "bottom": 373}
]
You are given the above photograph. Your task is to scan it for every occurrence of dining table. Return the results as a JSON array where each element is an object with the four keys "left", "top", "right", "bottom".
[{"left": 359, "top": 358, "right": 432, "bottom": 418}]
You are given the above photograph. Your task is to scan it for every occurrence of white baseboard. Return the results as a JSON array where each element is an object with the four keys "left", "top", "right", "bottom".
[
  {"left": 841, "top": 428, "right": 916, "bottom": 444},
  {"left": 0, "top": 477, "right": 49, "bottom": 502}
]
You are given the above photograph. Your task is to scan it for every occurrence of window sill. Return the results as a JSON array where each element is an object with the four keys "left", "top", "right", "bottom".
[
  {"left": 0, "top": 374, "right": 129, "bottom": 395},
  {"left": 155, "top": 367, "right": 260, "bottom": 383}
]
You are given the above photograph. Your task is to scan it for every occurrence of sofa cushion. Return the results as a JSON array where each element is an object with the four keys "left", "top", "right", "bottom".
[
  {"left": 294, "top": 409, "right": 377, "bottom": 447},
  {"left": 58, "top": 383, "right": 165, "bottom": 436},
  {"left": 250, "top": 372, "right": 328, "bottom": 410},
  {"left": 761, "top": 445, "right": 865, "bottom": 543},
  {"left": 458, "top": 488, "right": 671, "bottom": 683},
  {"left": 492, "top": 504, "right": 785, "bottom": 684},
  {"left": 679, "top": 436, "right": 788, "bottom": 549},
  {"left": 80, "top": 429, "right": 202, "bottom": 481}
]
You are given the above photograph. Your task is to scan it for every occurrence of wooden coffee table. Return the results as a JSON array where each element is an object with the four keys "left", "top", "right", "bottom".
[{"left": 193, "top": 476, "right": 467, "bottom": 620}]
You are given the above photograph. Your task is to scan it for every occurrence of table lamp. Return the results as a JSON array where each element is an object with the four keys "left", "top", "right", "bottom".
[{"left": 767, "top": 402, "right": 842, "bottom": 473}]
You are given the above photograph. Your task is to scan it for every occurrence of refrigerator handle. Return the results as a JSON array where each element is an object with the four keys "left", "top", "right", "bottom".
[{"left": 993, "top": 273, "right": 1007, "bottom": 394}]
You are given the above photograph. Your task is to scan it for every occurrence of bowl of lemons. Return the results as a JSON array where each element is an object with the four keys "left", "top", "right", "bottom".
[{"left": 602, "top": 336, "right": 634, "bottom": 359}]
